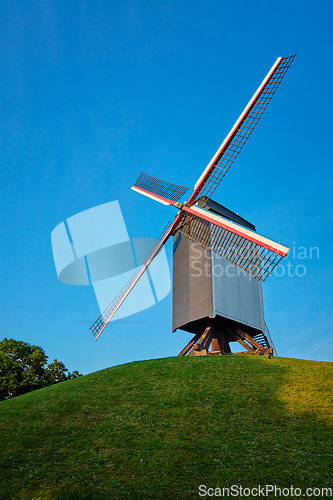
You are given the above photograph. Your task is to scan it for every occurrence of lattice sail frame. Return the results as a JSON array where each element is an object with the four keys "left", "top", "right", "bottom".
[
  {"left": 178, "top": 213, "right": 284, "bottom": 281},
  {"left": 189, "top": 55, "right": 296, "bottom": 204},
  {"left": 133, "top": 172, "right": 189, "bottom": 202},
  {"left": 90, "top": 221, "right": 173, "bottom": 340}
]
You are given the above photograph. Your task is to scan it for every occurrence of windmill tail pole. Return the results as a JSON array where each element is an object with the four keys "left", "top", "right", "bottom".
[{"left": 265, "top": 322, "right": 278, "bottom": 356}]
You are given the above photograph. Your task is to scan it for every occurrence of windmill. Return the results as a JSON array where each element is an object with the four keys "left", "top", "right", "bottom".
[{"left": 90, "top": 55, "right": 296, "bottom": 357}]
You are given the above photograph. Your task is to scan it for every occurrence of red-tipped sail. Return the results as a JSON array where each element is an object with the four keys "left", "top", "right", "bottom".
[
  {"left": 133, "top": 172, "right": 188, "bottom": 202},
  {"left": 188, "top": 55, "right": 296, "bottom": 204},
  {"left": 178, "top": 205, "right": 288, "bottom": 281}
]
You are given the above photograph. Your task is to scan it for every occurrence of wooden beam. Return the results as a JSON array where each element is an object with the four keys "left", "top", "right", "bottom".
[
  {"left": 177, "top": 333, "right": 201, "bottom": 356},
  {"left": 233, "top": 326, "right": 263, "bottom": 350},
  {"left": 210, "top": 338, "right": 222, "bottom": 354},
  {"left": 225, "top": 327, "right": 254, "bottom": 352},
  {"left": 233, "top": 347, "right": 273, "bottom": 357},
  {"left": 196, "top": 325, "right": 213, "bottom": 347},
  {"left": 201, "top": 327, "right": 215, "bottom": 351},
  {"left": 213, "top": 331, "right": 232, "bottom": 354},
  {"left": 232, "top": 350, "right": 255, "bottom": 355}
]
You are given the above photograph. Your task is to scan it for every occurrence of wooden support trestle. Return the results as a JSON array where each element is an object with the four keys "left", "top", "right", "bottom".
[{"left": 177, "top": 318, "right": 273, "bottom": 358}]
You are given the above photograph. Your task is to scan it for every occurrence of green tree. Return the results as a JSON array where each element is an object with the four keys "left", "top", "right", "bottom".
[
  {"left": 44, "top": 359, "right": 81, "bottom": 385},
  {"left": 0, "top": 338, "right": 82, "bottom": 401}
]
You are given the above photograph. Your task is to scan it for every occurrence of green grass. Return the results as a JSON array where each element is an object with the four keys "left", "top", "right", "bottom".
[{"left": 0, "top": 356, "right": 332, "bottom": 500}]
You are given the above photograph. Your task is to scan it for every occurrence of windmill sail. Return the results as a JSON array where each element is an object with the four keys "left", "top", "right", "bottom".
[
  {"left": 178, "top": 209, "right": 288, "bottom": 281},
  {"left": 133, "top": 172, "right": 188, "bottom": 202},
  {"left": 188, "top": 55, "right": 296, "bottom": 204},
  {"left": 90, "top": 221, "right": 173, "bottom": 340}
]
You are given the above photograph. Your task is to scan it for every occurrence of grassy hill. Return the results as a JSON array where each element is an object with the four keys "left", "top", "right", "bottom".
[{"left": 0, "top": 355, "right": 332, "bottom": 500}]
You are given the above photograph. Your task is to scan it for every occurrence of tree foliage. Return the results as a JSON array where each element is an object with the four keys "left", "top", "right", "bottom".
[{"left": 0, "top": 338, "right": 82, "bottom": 401}]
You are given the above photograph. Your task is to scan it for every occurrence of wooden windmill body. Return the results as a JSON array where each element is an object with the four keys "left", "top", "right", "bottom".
[
  {"left": 90, "top": 55, "right": 296, "bottom": 356},
  {"left": 172, "top": 198, "right": 270, "bottom": 356}
]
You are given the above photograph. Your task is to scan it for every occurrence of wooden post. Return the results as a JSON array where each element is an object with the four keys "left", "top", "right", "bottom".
[{"left": 177, "top": 333, "right": 201, "bottom": 356}]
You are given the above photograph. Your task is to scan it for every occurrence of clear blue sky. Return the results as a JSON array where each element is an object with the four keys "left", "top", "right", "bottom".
[{"left": 1, "top": 0, "right": 332, "bottom": 374}]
